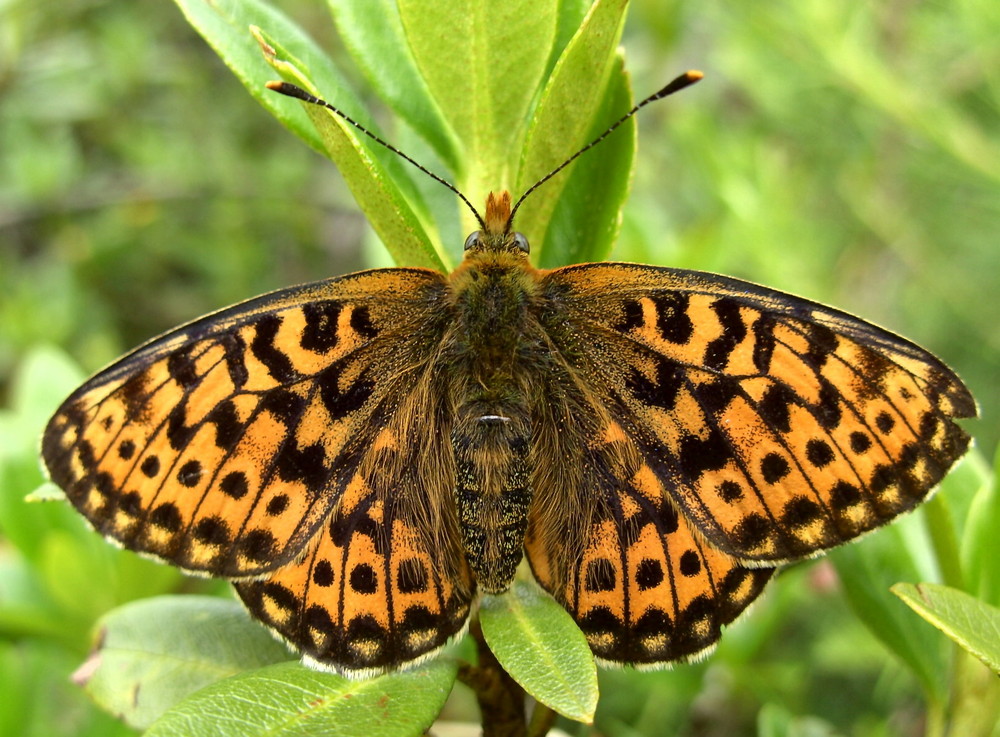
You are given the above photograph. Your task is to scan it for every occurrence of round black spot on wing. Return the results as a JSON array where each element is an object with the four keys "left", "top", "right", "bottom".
[
  {"left": 119, "top": 490, "right": 142, "bottom": 517},
  {"left": 193, "top": 516, "right": 231, "bottom": 546},
  {"left": 150, "top": 502, "right": 182, "bottom": 532},
  {"left": 140, "top": 455, "right": 160, "bottom": 478},
  {"left": 635, "top": 558, "right": 664, "bottom": 590},
  {"left": 733, "top": 512, "right": 771, "bottom": 551},
  {"left": 830, "top": 481, "right": 862, "bottom": 509},
  {"left": 313, "top": 559, "right": 334, "bottom": 587},
  {"left": 717, "top": 480, "right": 743, "bottom": 502},
  {"left": 220, "top": 471, "right": 249, "bottom": 500},
  {"left": 760, "top": 453, "right": 791, "bottom": 484},
  {"left": 782, "top": 497, "right": 822, "bottom": 529},
  {"left": 679, "top": 550, "right": 702, "bottom": 577},
  {"left": 585, "top": 558, "right": 616, "bottom": 592},
  {"left": 875, "top": 411, "right": 896, "bottom": 434},
  {"left": 849, "top": 431, "right": 872, "bottom": 454},
  {"left": 118, "top": 439, "right": 136, "bottom": 460},
  {"left": 241, "top": 529, "right": 277, "bottom": 563},
  {"left": 177, "top": 460, "right": 202, "bottom": 487},
  {"left": 266, "top": 494, "right": 290, "bottom": 516},
  {"left": 350, "top": 563, "right": 378, "bottom": 594},
  {"left": 805, "top": 439, "right": 835, "bottom": 468}
]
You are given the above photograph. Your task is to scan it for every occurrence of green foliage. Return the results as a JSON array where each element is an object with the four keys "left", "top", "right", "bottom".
[
  {"left": 2, "top": 0, "right": 998, "bottom": 735},
  {"left": 144, "top": 659, "right": 458, "bottom": 737},
  {"left": 480, "top": 580, "right": 599, "bottom": 722}
]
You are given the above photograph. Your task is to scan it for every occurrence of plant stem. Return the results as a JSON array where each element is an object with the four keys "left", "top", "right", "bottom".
[{"left": 457, "top": 620, "right": 530, "bottom": 737}]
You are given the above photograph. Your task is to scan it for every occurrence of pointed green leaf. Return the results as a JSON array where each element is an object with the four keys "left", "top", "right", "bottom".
[
  {"left": 171, "top": 0, "right": 358, "bottom": 155},
  {"left": 892, "top": 582, "right": 1000, "bottom": 674},
  {"left": 328, "top": 0, "right": 462, "bottom": 172},
  {"left": 516, "top": 0, "right": 630, "bottom": 264},
  {"left": 539, "top": 52, "right": 635, "bottom": 267},
  {"left": 398, "top": 0, "right": 558, "bottom": 219},
  {"left": 253, "top": 27, "right": 445, "bottom": 269},
  {"left": 145, "top": 659, "right": 458, "bottom": 737},
  {"left": 81, "top": 596, "right": 292, "bottom": 729},
  {"left": 172, "top": 0, "right": 444, "bottom": 269},
  {"left": 480, "top": 580, "right": 598, "bottom": 723}
]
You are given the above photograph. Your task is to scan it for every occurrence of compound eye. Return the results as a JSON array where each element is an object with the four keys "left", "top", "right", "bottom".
[
  {"left": 513, "top": 232, "right": 530, "bottom": 253},
  {"left": 463, "top": 232, "right": 480, "bottom": 251}
]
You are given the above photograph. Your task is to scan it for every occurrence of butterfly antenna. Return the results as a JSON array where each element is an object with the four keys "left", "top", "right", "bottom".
[
  {"left": 507, "top": 70, "right": 704, "bottom": 229},
  {"left": 266, "top": 81, "right": 488, "bottom": 232}
]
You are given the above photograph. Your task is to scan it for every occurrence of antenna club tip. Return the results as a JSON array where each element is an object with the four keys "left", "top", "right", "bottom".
[
  {"left": 265, "top": 80, "right": 283, "bottom": 91},
  {"left": 686, "top": 70, "right": 705, "bottom": 81}
]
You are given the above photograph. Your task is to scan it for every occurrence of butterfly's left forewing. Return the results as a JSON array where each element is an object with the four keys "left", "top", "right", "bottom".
[{"left": 42, "top": 268, "right": 451, "bottom": 578}]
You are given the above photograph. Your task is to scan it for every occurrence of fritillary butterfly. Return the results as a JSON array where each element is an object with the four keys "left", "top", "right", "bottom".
[{"left": 42, "top": 73, "right": 976, "bottom": 678}]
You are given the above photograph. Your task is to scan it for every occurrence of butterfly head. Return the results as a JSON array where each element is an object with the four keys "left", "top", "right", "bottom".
[{"left": 463, "top": 190, "right": 530, "bottom": 256}]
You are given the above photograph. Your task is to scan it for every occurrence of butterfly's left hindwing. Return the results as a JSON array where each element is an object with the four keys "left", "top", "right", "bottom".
[
  {"left": 42, "top": 268, "right": 450, "bottom": 578},
  {"left": 541, "top": 263, "right": 975, "bottom": 566}
]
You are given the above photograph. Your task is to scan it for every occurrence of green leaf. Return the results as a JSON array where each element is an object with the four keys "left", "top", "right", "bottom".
[
  {"left": 540, "top": 51, "right": 635, "bottom": 267},
  {"left": 145, "top": 658, "right": 458, "bottom": 737},
  {"left": 172, "top": 0, "right": 444, "bottom": 269},
  {"left": 81, "top": 596, "right": 292, "bottom": 729},
  {"left": 172, "top": 0, "right": 357, "bottom": 154},
  {"left": 328, "top": 0, "right": 462, "bottom": 173},
  {"left": 963, "top": 447, "right": 1000, "bottom": 607},
  {"left": 252, "top": 27, "right": 445, "bottom": 270},
  {"left": 892, "top": 582, "right": 1000, "bottom": 674},
  {"left": 516, "top": 0, "right": 630, "bottom": 265},
  {"left": 830, "top": 518, "right": 949, "bottom": 701},
  {"left": 480, "top": 579, "right": 598, "bottom": 723},
  {"left": 398, "top": 0, "right": 559, "bottom": 222}
]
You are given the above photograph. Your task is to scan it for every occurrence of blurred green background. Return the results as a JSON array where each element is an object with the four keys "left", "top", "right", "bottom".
[{"left": 1, "top": 1, "right": 997, "bottom": 735}]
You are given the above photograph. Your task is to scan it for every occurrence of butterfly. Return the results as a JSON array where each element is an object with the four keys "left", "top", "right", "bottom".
[{"left": 41, "top": 73, "right": 976, "bottom": 679}]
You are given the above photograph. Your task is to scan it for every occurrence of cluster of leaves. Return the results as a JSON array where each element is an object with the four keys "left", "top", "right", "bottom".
[{"left": 1, "top": 0, "right": 998, "bottom": 735}]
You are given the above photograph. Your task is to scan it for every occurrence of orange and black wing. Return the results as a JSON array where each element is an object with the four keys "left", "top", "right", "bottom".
[
  {"left": 42, "top": 268, "right": 449, "bottom": 577},
  {"left": 526, "top": 261, "right": 974, "bottom": 665}
]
